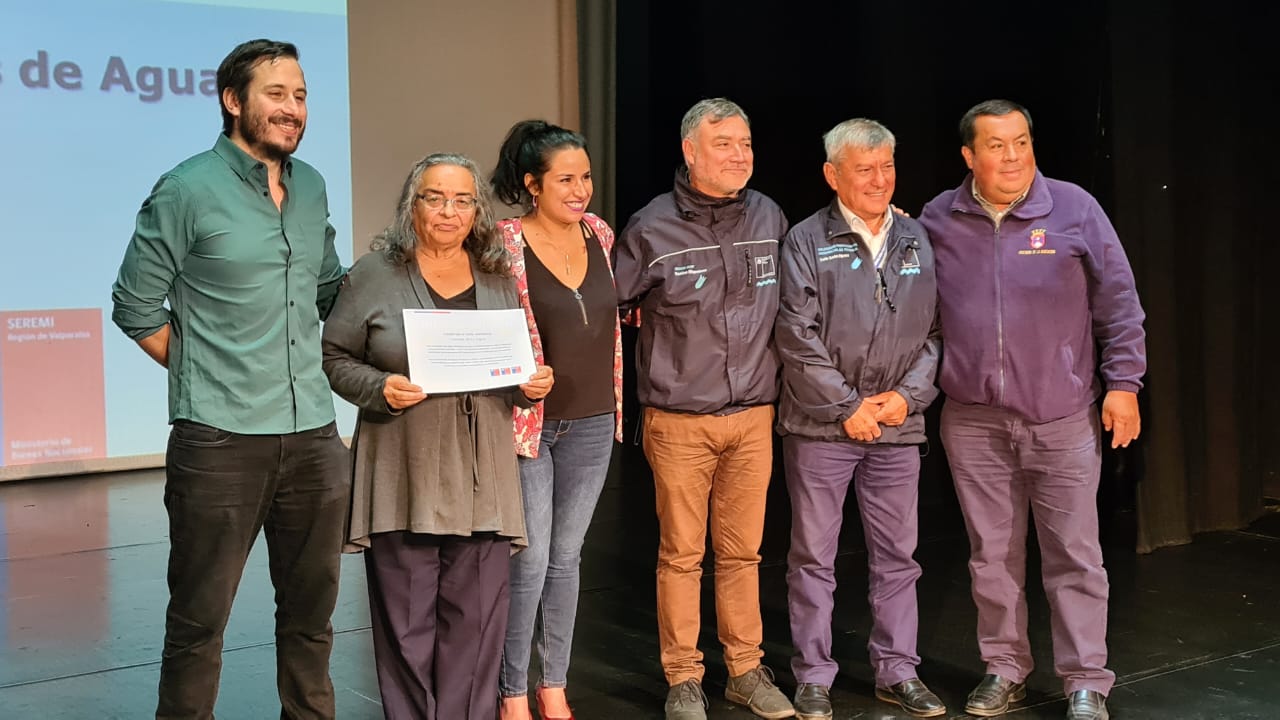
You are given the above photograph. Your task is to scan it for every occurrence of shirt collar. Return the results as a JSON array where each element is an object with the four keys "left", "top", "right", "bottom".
[
  {"left": 212, "top": 133, "right": 293, "bottom": 183},
  {"left": 836, "top": 200, "right": 893, "bottom": 243},
  {"left": 970, "top": 179, "right": 1029, "bottom": 221}
]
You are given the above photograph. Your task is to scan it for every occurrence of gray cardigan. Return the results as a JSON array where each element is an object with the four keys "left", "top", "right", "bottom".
[{"left": 322, "top": 250, "right": 530, "bottom": 550}]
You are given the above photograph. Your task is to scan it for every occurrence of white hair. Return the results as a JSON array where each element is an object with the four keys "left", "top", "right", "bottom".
[{"left": 823, "top": 118, "right": 895, "bottom": 163}]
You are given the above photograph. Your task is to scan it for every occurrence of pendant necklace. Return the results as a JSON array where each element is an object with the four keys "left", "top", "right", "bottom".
[{"left": 529, "top": 219, "right": 588, "bottom": 326}]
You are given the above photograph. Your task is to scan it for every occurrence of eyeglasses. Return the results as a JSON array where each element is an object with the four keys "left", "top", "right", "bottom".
[{"left": 416, "top": 193, "right": 476, "bottom": 212}]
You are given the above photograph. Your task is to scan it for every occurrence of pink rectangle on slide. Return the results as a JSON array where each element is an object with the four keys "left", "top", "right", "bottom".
[{"left": 1, "top": 309, "right": 107, "bottom": 466}]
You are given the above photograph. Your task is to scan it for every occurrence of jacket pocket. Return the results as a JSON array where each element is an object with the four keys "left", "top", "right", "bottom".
[{"left": 1060, "top": 344, "right": 1085, "bottom": 393}]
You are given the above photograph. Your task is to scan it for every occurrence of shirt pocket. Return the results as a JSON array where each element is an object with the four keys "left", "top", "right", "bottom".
[{"left": 741, "top": 241, "right": 780, "bottom": 289}]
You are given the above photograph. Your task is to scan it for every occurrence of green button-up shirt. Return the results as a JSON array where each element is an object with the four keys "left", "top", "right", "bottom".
[{"left": 112, "top": 134, "right": 346, "bottom": 434}]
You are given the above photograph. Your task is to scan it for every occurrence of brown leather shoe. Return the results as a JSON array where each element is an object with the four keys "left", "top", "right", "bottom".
[
  {"left": 793, "top": 683, "right": 832, "bottom": 720},
  {"left": 1065, "top": 690, "right": 1109, "bottom": 720},
  {"left": 874, "top": 678, "right": 946, "bottom": 718},
  {"left": 965, "top": 673, "right": 1027, "bottom": 717}
]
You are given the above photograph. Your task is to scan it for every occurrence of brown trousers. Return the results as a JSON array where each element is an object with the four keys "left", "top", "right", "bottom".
[{"left": 642, "top": 405, "right": 774, "bottom": 685}]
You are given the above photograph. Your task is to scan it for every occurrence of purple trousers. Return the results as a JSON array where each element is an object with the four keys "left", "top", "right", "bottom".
[
  {"left": 940, "top": 401, "right": 1114, "bottom": 696},
  {"left": 784, "top": 435, "right": 923, "bottom": 688},
  {"left": 364, "top": 531, "right": 511, "bottom": 720}
]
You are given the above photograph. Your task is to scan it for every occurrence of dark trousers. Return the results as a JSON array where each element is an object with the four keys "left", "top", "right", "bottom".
[
  {"left": 365, "top": 531, "right": 511, "bottom": 720},
  {"left": 157, "top": 420, "right": 350, "bottom": 720}
]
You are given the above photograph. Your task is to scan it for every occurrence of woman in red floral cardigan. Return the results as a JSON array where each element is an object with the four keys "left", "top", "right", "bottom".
[{"left": 492, "top": 120, "right": 623, "bottom": 720}]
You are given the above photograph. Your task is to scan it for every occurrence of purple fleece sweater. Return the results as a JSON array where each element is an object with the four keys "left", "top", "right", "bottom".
[{"left": 919, "top": 170, "right": 1146, "bottom": 423}]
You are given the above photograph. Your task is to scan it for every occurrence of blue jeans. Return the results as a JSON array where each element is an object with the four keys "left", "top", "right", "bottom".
[{"left": 500, "top": 412, "right": 614, "bottom": 696}]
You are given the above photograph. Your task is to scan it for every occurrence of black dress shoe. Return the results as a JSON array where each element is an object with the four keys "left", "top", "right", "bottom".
[
  {"left": 1065, "top": 690, "right": 1109, "bottom": 720},
  {"left": 874, "top": 678, "right": 946, "bottom": 718},
  {"left": 964, "top": 673, "right": 1027, "bottom": 717},
  {"left": 793, "top": 683, "right": 831, "bottom": 720}
]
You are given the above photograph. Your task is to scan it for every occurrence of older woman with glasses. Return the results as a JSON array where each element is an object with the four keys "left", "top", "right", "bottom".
[{"left": 322, "top": 152, "right": 553, "bottom": 720}]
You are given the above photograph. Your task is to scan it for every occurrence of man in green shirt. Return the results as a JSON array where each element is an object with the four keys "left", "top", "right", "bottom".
[{"left": 111, "top": 39, "right": 349, "bottom": 719}]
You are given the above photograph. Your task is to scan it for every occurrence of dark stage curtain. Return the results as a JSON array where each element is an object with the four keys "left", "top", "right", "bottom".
[
  {"left": 599, "top": 0, "right": 1279, "bottom": 553},
  {"left": 1107, "top": 2, "right": 1277, "bottom": 551},
  {"left": 578, "top": 0, "right": 618, "bottom": 227}
]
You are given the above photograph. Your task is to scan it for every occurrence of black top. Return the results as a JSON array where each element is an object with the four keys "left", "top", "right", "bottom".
[
  {"left": 525, "top": 225, "right": 615, "bottom": 420},
  {"left": 425, "top": 282, "right": 478, "bottom": 310}
]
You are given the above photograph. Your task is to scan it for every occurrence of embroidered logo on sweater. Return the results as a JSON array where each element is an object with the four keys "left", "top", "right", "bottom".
[{"left": 1018, "top": 228, "right": 1056, "bottom": 255}]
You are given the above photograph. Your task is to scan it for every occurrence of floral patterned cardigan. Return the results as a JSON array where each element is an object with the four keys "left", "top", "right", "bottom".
[{"left": 499, "top": 213, "right": 624, "bottom": 458}]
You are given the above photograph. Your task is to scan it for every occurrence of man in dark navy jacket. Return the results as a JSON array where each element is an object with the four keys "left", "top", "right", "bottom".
[
  {"left": 615, "top": 98, "right": 794, "bottom": 720},
  {"left": 920, "top": 99, "right": 1146, "bottom": 720},
  {"left": 776, "top": 118, "right": 944, "bottom": 719}
]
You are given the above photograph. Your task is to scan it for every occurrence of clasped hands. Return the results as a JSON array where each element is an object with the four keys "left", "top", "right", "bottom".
[
  {"left": 382, "top": 365, "right": 555, "bottom": 410},
  {"left": 841, "top": 391, "right": 908, "bottom": 443}
]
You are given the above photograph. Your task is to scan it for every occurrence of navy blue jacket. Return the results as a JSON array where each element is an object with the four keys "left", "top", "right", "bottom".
[
  {"left": 614, "top": 170, "right": 787, "bottom": 414},
  {"left": 776, "top": 201, "right": 940, "bottom": 443}
]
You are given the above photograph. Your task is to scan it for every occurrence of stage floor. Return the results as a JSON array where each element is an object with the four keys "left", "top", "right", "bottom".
[{"left": 1, "top": 446, "right": 1277, "bottom": 719}]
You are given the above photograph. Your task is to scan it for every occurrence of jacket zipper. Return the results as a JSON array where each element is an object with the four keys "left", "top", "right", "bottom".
[
  {"left": 993, "top": 220, "right": 1005, "bottom": 406},
  {"left": 867, "top": 234, "right": 900, "bottom": 392}
]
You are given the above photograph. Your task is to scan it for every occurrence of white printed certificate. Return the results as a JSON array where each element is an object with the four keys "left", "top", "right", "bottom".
[{"left": 402, "top": 308, "right": 536, "bottom": 393}]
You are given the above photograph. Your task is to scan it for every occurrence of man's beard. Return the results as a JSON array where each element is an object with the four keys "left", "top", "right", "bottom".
[{"left": 238, "top": 103, "right": 305, "bottom": 162}]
